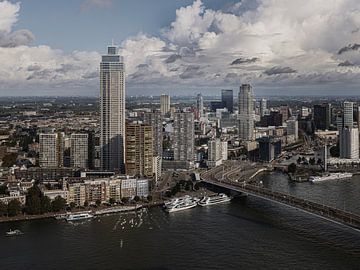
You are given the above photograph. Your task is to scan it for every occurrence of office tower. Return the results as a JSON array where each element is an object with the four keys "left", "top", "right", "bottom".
[
  {"left": 260, "top": 98, "right": 267, "bottom": 117},
  {"left": 258, "top": 136, "right": 282, "bottom": 162},
  {"left": 39, "top": 133, "right": 64, "bottom": 168},
  {"left": 173, "top": 112, "right": 194, "bottom": 162},
  {"left": 144, "top": 112, "right": 163, "bottom": 157},
  {"left": 100, "top": 45, "right": 125, "bottom": 172},
  {"left": 343, "top": 101, "right": 354, "bottom": 128},
  {"left": 70, "top": 133, "right": 89, "bottom": 169},
  {"left": 221, "top": 89, "right": 233, "bottom": 113},
  {"left": 196, "top": 93, "right": 204, "bottom": 118},
  {"left": 286, "top": 118, "right": 299, "bottom": 141},
  {"left": 125, "top": 123, "right": 154, "bottom": 178},
  {"left": 210, "top": 101, "right": 225, "bottom": 112},
  {"left": 357, "top": 106, "right": 360, "bottom": 128},
  {"left": 340, "top": 127, "right": 359, "bottom": 159},
  {"left": 313, "top": 103, "right": 331, "bottom": 130},
  {"left": 160, "top": 94, "right": 170, "bottom": 116},
  {"left": 279, "top": 105, "right": 290, "bottom": 122},
  {"left": 238, "top": 84, "right": 254, "bottom": 140}
]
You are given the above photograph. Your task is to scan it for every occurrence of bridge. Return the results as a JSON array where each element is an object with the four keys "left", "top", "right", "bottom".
[{"left": 201, "top": 166, "right": 360, "bottom": 231}]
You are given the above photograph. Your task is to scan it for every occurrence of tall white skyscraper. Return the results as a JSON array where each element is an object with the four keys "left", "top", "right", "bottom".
[
  {"left": 70, "top": 133, "right": 88, "bottom": 169},
  {"left": 260, "top": 98, "right": 267, "bottom": 117},
  {"left": 196, "top": 93, "right": 204, "bottom": 118},
  {"left": 160, "top": 94, "right": 170, "bottom": 116},
  {"left": 173, "top": 112, "right": 194, "bottom": 162},
  {"left": 100, "top": 45, "right": 125, "bottom": 172},
  {"left": 340, "top": 127, "right": 359, "bottom": 159},
  {"left": 238, "top": 84, "right": 254, "bottom": 141}
]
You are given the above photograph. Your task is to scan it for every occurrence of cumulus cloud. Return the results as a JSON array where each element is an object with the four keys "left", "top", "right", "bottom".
[{"left": 2, "top": 0, "right": 360, "bottom": 95}]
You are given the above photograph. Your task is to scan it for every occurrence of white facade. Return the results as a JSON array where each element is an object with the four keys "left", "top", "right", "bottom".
[
  {"left": 100, "top": 45, "right": 125, "bottom": 172},
  {"left": 238, "top": 84, "right": 254, "bottom": 141},
  {"left": 260, "top": 98, "right": 267, "bottom": 117},
  {"left": 340, "top": 127, "right": 359, "bottom": 159},
  {"left": 160, "top": 94, "right": 170, "bottom": 116},
  {"left": 152, "top": 156, "right": 162, "bottom": 182},
  {"left": 136, "top": 179, "right": 149, "bottom": 198},
  {"left": 343, "top": 101, "right": 354, "bottom": 128},
  {"left": 207, "top": 139, "right": 228, "bottom": 167}
]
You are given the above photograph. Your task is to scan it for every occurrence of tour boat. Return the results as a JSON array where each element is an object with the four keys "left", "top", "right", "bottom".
[
  {"left": 309, "top": 172, "right": 353, "bottom": 183},
  {"left": 198, "top": 193, "right": 232, "bottom": 206},
  {"left": 166, "top": 199, "right": 198, "bottom": 213},
  {"left": 66, "top": 212, "right": 94, "bottom": 222},
  {"left": 164, "top": 195, "right": 192, "bottom": 208},
  {"left": 6, "top": 229, "right": 24, "bottom": 237}
]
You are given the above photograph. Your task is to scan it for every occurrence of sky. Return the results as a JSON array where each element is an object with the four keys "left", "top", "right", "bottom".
[{"left": 0, "top": 0, "right": 359, "bottom": 96}]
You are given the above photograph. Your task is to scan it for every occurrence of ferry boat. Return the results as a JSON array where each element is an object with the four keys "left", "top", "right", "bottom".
[
  {"left": 164, "top": 195, "right": 191, "bottom": 208},
  {"left": 6, "top": 229, "right": 24, "bottom": 237},
  {"left": 309, "top": 172, "right": 353, "bottom": 183},
  {"left": 198, "top": 193, "right": 232, "bottom": 206},
  {"left": 166, "top": 199, "right": 198, "bottom": 213},
  {"left": 66, "top": 212, "right": 94, "bottom": 222}
]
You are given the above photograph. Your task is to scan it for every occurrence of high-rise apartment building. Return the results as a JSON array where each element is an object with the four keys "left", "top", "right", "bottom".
[
  {"left": 207, "top": 139, "right": 228, "bottom": 167},
  {"left": 260, "top": 98, "right": 267, "bottom": 117},
  {"left": 196, "top": 93, "right": 204, "bottom": 118},
  {"left": 173, "top": 112, "right": 194, "bottom": 162},
  {"left": 286, "top": 118, "right": 299, "bottom": 141},
  {"left": 144, "top": 112, "right": 163, "bottom": 157},
  {"left": 100, "top": 45, "right": 125, "bottom": 172},
  {"left": 313, "top": 103, "right": 331, "bottom": 130},
  {"left": 221, "top": 89, "right": 233, "bottom": 113},
  {"left": 238, "top": 84, "right": 254, "bottom": 141},
  {"left": 279, "top": 105, "right": 290, "bottom": 122},
  {"left": 39, "top": 133, "right": 64, "bottom": 168},
  {"left": 343, "top": 101, "right": 354, "bottom": 129},
  {"left": 125, "top": 123, "right": 154, "bottom": 178},
  {"left": 160, "top": 94, "right": 170, "bottom": 116},
  {"left": 70, "top": 133, "right": 89, "bottom": 169},
  {"left": 340, "top": 127, "right": 359, "bottom": 159}
]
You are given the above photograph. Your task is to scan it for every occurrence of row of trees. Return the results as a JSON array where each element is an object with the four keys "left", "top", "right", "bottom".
[{"left": 0, "top": 185, "right": 67, "bottom": 218}]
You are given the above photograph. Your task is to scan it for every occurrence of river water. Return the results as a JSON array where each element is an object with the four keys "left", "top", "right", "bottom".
[{"left": 0, "top": 172, "right": 359, "bottom": 270}]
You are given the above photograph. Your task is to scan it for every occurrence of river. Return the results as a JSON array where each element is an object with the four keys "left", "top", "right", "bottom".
[{"left": 0, "top": 172, "right": 359, "bottom": 269}]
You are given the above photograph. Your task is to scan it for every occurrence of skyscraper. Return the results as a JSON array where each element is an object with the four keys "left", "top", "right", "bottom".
[
  {"left": 100, "top": 45, "right": 125, "bottom": 172},
  {"left": 260, "top": 98, "right": 267, "bottom": 117},
  {"left": 70, "top": 133, "right": 89, "bottom": 169},
  {"left": 160, "top": 94, "right": 170, "bottom": 116},
  {"left": 39, "top": 133, "right": 64, "bottom": 168},
  {"left": 340, "top": 127, "right": 359, "bottom": 159},
  {"left": 313, "top": 103, "right": 331, "bottom": 130},
  {"left": 125, "top": 123, "right": 154, "bottom": 178},
  {"left": 144, "top": 111, "right": 163, "bottom": 157},
  {"left": 238, "top": 84, "right": 254, "bottom": 141},
  {"left": 343, "top": 101, "right": 354, "bottom": 128},
  {"left": 196, "top": 93, "right": 204, "bottom": 118},
  {"left": 221, "top": 89, "right": 233, "bottom": 113},
  {"left": 173, "top": 112, "right": 194, "bottom": 162}
]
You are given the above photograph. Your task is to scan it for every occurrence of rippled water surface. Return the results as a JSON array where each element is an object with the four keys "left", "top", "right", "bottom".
[{"left": 1, "top": 173, "right": 360, "bottom": 270}]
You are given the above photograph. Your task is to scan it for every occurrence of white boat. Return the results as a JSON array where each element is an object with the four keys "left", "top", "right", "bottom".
[
  {"left": 166, "top": 200, "right": 198, "bottom": 213},
  {"left": 164, "top": 195, "right": 191, "bottom": 208},
  {"left": 66, "top": 212, "right": 94, "bottom": 222},
  {"left": 6, "top": 229, "right": 24, "bottom": 237},
  {"left": 309, "top": 172, "right": 353, "bottom": 183},
  {"left": 198, "top": 193, "right": 231, "bottom": 206}
]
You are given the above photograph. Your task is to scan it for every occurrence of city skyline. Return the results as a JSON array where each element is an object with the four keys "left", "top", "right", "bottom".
[{"left": 0, "top": 0, "right": 360, "bottom": 97}]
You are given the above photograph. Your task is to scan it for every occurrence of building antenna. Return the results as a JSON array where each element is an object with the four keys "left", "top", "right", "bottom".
[{"left": 112, "top": 38, "right": 114, "bottom": 46}]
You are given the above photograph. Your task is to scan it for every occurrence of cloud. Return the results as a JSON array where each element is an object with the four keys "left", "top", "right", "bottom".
[
  {"left": 165, "top": 54, "right": 181, "bottom": 63},
  {"left": 80, "top": 0, "right": 112, "bottom": 11},
  {"left": 230, "top": 57, "right": 259, "bottom": 65},
  {"left": 338, "top": 43, "right": 360, "bottom": 55},
  {"left": 264, "top": 66, "right": 297, "bottom": 76},
  {"left": 338, "top": 60, "right": 355, "bottom": 67}
]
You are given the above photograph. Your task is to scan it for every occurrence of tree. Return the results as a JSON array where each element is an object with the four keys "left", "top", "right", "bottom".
[
  {"left": 7, "top": 199, "right": 22, "bottom": 217},
  {"left": 95, "top": 199, "right": 101, "bottom": 207},
  {"left": 147, "top": 195, "right": 153, "bottom": 202},
  {"left": 2, "top": 153, "right": 17, "bottom": 167},
  {"left": 297, "top": 157, "right": 302, "bottom": 164},
  {"left": 288, "top": 163, "right": 297, "bottom": 174},
  {"left": 25, "top": 185, "right": 42, "bottom": 215},
  {"left": 109, "top": 198, "right": 115, "bottom": 205},
  {"left": 84, "top": 201, "right": 89, "bottom": 207},
  {"left": 122, "top": 197, "right": 129, "bottom": 204},
  {"left": 40, "top": 196, "right": 51, "bottom": 214},
  {"left": 0, "top": 184, "right": 8, "bottom": 195},
  {"left": 317, "top": 158, "right": 322, "bottom": 165},
  {"left": 309, "top": 157, "right": 315, "bottom": 166},
  {"left": 133, "top": 196, "right": 140, "bottom": 202},
  {"left": 0, "top": 201, "right": 7, "bottom": 216},
  {"left": 69, "top": 202, "right": 76, "bottom": 209},
  {"left": 51, "top": 196, "right": 67, "bottom": 212}
]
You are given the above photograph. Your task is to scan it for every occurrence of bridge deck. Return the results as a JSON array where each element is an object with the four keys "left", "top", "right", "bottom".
[{"left": 202, "top": 178, "right": 360, "bottom": 231}]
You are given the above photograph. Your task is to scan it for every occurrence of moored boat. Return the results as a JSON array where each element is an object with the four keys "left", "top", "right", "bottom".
[
  {"left": 66, "top": 212, "right": 94, "bottom": 222},
  {"left": 6, "top": 229, "right": 24, "bottom": 237},
  {"left": 198, "top": 193, "right": 231, "bottom": 206},
  {"left": 309, "top": 172, "right": 353, "bottom": 183}
]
